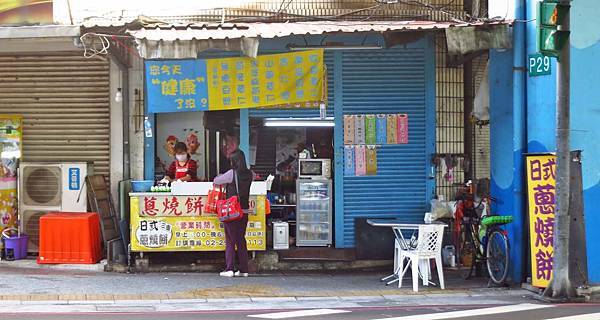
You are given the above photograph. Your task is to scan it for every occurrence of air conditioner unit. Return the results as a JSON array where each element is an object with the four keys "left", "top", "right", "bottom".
[{"left": 18, "top": 162, "right": 93, "bottom": 252}]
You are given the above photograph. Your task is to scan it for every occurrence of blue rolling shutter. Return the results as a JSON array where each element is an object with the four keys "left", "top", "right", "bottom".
[
  {"left": 248, "top": 52, "right": 334, "bottom": 118},
  {"left": 335, "top": 44, "right": 435, "bottom": 247}
]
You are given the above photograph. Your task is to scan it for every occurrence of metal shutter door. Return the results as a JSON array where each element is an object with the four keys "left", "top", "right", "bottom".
[
  {"left": 248, "top": 52, "right": 334, "bottom": 118},
  {"left": 337, "top": 46, "right": 432, "bottom": 247},
  {"left": 0, "top": 53, "right": 110, "bottom": 177}
]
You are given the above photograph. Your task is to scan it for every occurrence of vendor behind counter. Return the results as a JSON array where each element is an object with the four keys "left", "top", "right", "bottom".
[{"left": 163, "top": 142, "right": 198, "bottom": 182}]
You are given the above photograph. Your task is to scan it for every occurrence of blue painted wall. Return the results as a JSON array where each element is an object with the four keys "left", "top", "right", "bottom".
[
  {"left": 489, "top": 48, "right": 527, "bottom": 283},
  {"left": 522, "top": 0, "right": 600, "bottom": 284}
]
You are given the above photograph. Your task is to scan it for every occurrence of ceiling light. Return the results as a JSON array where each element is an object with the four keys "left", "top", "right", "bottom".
[
  {"left": 288, "top": 45, "right": 383, "bottom": 51},
  {"left": 115, "top": 88, "right": 123, "bottom": 102},
  {"left": 264, "top": 117, "right": 335, "bottom": 127}
]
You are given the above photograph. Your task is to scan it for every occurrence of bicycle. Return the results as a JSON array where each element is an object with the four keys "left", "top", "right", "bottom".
[{"left": 455, "top": 186, "right": 512, "bottom": 285}]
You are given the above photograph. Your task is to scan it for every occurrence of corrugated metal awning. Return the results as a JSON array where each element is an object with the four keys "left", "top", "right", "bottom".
[{"left": 128, "top": 20, "right": 510, "bottom": 59}]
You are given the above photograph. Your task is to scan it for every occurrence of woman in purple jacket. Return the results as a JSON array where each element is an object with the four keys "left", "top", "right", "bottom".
[{"left": 213, "top": 149, "right": 253, "bottom": 277}]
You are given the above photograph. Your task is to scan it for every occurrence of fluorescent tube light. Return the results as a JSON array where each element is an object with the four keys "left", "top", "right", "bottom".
[
  {"left": 288, "top": 45, "right": 383, "bottom": 51},
  {"left": 264, "top": 117, "right": 335, "bottom": 127}
]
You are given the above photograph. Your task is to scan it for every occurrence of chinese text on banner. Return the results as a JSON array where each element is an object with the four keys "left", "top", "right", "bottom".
[{"left": 526, "top": 154, "right": 556, "bottom": 288}]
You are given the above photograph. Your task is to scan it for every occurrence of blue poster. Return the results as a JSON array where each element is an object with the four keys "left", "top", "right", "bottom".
[
  {"left": 376, "top": 114, "right": 387, "bottom": 144},
  {"left": 344, "top": 146, "right": 355, "bottom": 176},
  {"left": 145, "top": 60, "right": 209, "bottom": 113}
]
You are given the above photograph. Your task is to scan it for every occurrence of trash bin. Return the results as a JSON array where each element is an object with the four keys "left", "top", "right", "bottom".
[{"left": 2, "top": 228, "right": 28, "bottom": 260}]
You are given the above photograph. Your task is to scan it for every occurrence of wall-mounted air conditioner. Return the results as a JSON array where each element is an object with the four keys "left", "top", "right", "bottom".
[{"left": 18, "top": 162, "right": 93, "bottom": 252}]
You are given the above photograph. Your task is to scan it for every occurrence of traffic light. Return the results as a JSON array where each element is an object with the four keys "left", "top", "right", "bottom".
[{"left": 537, "top": 0, "right": 570, "bottom": 58}]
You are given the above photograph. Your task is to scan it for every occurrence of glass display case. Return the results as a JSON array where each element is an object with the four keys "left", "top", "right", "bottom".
[{"left": 296, "top": 179, "right": 332, "bottom": 246}]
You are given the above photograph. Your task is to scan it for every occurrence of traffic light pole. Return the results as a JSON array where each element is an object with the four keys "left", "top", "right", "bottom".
[{"left": 543, "top": 0, "right": 577, "bottom": 301}]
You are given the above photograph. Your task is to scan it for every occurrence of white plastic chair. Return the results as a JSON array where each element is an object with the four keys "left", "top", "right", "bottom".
[{"left": 398, "top": 224, "right": 445, "bottom": 292}]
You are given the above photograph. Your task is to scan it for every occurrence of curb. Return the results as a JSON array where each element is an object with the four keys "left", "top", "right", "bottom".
[{"left": 0, "top": 288, "right": 533, "bottom": 304}]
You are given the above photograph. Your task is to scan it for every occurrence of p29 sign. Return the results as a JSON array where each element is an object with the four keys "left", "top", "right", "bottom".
[{"left": 528, "top": 53, "right": 551, "bottom": 77}]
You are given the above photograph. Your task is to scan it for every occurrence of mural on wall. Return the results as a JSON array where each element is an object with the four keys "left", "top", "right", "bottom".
[{"left": 156, "top": 112, "right": 206, "bottom": 180}]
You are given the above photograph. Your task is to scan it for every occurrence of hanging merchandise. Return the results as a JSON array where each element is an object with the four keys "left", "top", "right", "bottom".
[
  {"left": 354, "top": 145, "right": 367, "bottom": 176},
  {"left": 344, "top": 145, "right": 355, "bottom": 176},
  {"left": 376, "top": 114, "right": 387, "bottom": 145},
  {"left": 443, "top": 154, "right": 455, "bottom": 182},
  {"left": 354, "top": 115, "right": 366, "bottom": 145},
  {"left": 365, "top": 115, "right": 377, "bottom": 145},
  {"left": 366, "top": 145, "right": 378, "bottom": 176},
  {"left": 343, "top": 115, "right": 355, "bottom": 145},
  {"left": 397, "top": 114, "right": 409, "bottom": 144},
  {"left": 386, "top": 114, "right": 398, "bottom": 144}
]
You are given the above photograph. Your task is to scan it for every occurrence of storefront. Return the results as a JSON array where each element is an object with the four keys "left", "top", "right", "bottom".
[
  {"left": 0, "top": 25, "right": 124, "bottom": 253},
  {"left": 129, "top": 22, "right": 442, "bottom": 253}
]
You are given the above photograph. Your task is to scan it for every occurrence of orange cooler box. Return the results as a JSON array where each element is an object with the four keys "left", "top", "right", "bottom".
[{"left": 37, "top": 212, "right": 102, "bottom": 264}]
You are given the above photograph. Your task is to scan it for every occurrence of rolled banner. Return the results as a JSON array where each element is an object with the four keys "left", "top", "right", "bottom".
[
  {"left": 344, "top": 145, "right": 355, "bottom": 176},
  {"left": 397, "top": 114, "right": 409, "bottom": 144},
  {"left": 354, "top": 115, "right": 366, "bottom": 145},
  {"left": 386, "top": 114, "right": 398, "bottom": 144},
  {"left": 365, "top": 114, "right": 377, "bottom": 145},
  {"left": 376, "top": 114, "right": 387, "bottom": 145},
  {"left": 366, "top": 145, "right": 378, "bottom": 176},
  {"left": 343, "top": 115, "right": 355, "bottom": 145},
  {"left": 354, "top": 145, "right": 367, "bottom": 176}
]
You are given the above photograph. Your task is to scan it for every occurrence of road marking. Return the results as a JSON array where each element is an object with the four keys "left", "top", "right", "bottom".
[
  {"left": 248, "top": 308, "right": 351, "bottom": 319},
  {"left": 369, "top": 303, "right": 553, "bottom": 320},
  {"left": 546, "top": 313, "right": 600, "bottom": 320}
]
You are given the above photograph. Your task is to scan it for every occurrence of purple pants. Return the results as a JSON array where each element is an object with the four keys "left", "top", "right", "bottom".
[{"left": 224, "top": 214, "right": 249, "bottom": 273}]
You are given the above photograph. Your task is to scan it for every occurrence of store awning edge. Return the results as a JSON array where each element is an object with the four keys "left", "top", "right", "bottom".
[{"left": 128, "top": 20, "right": 512, "bottom": 59}]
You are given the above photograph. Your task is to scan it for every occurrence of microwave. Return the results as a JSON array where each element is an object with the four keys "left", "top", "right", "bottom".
[{"left": 298, "top": 159, "right": 331, "bottom": 179}]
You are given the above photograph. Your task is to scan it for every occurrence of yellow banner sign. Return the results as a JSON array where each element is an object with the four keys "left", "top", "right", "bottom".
[
  {"left": 145, "top": 50, "right": 325, "bottom": 113},
  {"left": 130, "top": 195, "right": 266, "bottom": 251},
  {"left": 526, "top": 154, "right": 556, "bottom": 288},
  {"left": 206, "top": 49, "right": 324, "bottom": 111}
]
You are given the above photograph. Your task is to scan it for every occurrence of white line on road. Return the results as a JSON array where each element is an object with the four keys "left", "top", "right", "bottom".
[
  {"left": 248, "top": 308, "right": 351, "bottom": 319},
  {"left": 546, "top": 312, "right": 600, "bottom": 320},
  {"left": 369, "top": 303, "right": 553, "bottom": 320}
]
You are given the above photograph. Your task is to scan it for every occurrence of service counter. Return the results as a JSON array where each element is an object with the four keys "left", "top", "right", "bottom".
[{"left": 129, "top": 182, "right": 267, "bottom": 252}]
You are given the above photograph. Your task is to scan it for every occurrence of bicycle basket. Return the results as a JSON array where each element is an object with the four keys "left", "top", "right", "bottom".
[{"left": 481, "top": 215, "right": 513, "bottom": 227}]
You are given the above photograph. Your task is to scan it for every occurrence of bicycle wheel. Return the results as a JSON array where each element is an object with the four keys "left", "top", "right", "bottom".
[
  {"left": 486, "top": 229, "right": 510, "bottom": 284},
  {"left": 460, "top": 223, "right": 479, "bottom": 279}
]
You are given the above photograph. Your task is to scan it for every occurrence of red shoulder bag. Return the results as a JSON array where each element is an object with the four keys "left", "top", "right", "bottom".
[{"left": 216, "top": 173, "right": 244, "bottom": 222}]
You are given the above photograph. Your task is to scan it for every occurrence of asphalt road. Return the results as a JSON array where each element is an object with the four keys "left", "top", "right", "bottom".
[{"left": 3, "top": 302, "right": 600, "bottom": 320}]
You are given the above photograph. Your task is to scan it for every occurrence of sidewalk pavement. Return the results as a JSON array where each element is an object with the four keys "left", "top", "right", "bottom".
[{"left": 0, "top": 259, "right": 531, "bottom": 304}]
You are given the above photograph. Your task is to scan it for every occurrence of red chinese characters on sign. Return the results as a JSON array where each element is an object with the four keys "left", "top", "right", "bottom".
[
  {"left": 140, "top": 196, "right": 206, "bottom": 217},
  {"left": 185, "top": 197, "right": 203, "bottom": 215},
  {"left": 143, "top": 197, "right": 159, "bottom": 216},
  {"left": 177, "top": 220, "right": 214, "bottom": 230},
  {"left": 162, "top": 197, "right": 182, "bottom": 216}
]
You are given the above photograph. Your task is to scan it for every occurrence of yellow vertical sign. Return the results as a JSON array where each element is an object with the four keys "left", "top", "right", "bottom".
[{"left": 526, "top": 154, "right": 556, "bottom": 288}]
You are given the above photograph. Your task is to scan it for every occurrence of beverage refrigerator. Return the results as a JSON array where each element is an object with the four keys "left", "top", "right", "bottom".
[{"left": 296, "top": 179, "right": 332, "bottom": 246}]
